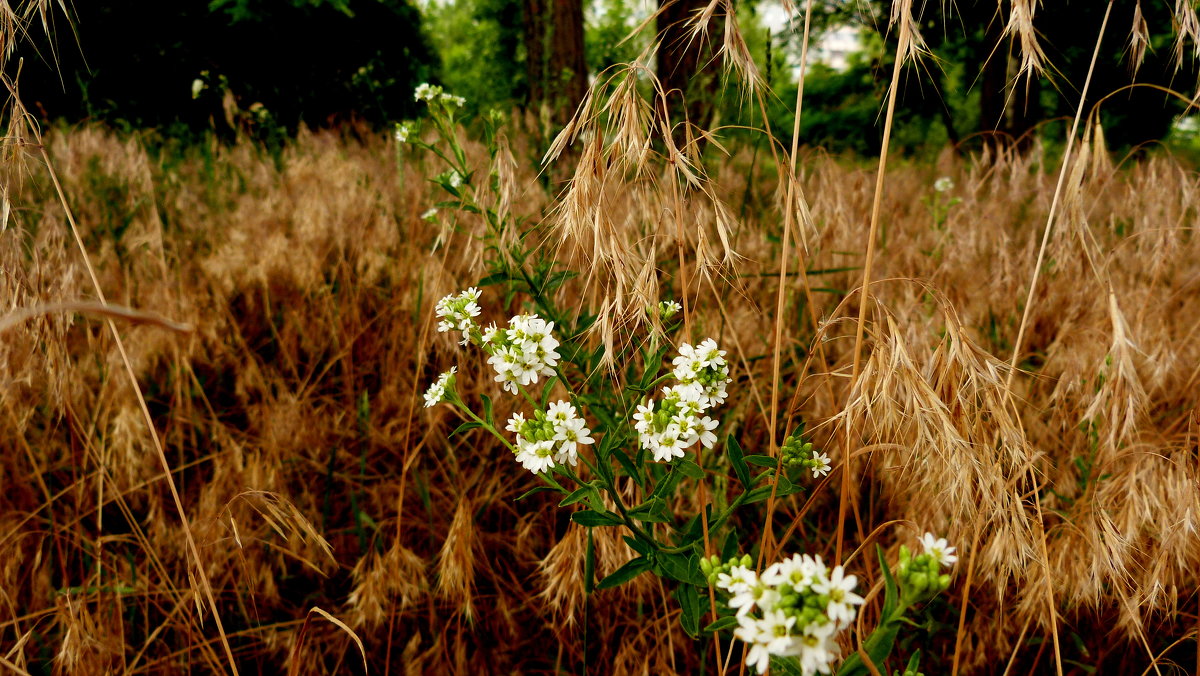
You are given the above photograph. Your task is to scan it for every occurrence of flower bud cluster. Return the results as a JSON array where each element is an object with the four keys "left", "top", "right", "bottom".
[
  {"left": 506, "top": 401, "right": 594, "bottom": 474},
  {"left": 422, "top": 368, "right": 457, "bottom": 408},
  {"left": 781, "top": 435, "right": 832, "bottom": 479},
  {"left": 897, "top": 533, "right": 956, "bottom": 604},
  {"left": 483, "top": 314, "right": 561, "bottom": 394},
  {"left": 435, "top": 287, "right": 482, "bottom": 343},
  {"left": 702, "top": 552, "right": 864, "bottom": 675}
]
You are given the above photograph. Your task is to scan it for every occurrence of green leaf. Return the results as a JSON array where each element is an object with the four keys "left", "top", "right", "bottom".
[
  {"left": 622, "top": 535, "right": 653, "bottom": 556},
  {"left": 449, "top": 421, "right": 482, "bottom": 438},
  {"left": 477, "top": 271, "right": 509, "bottom": 287},
  {"left": 727, "top": 436, "right": 751, "bottom": 490},
  {"left": 901, "top": 650, "right": 923, "bottom": 676},
  {"left": 656, "top": 551, "right": 705, "bottom": 586},
  {"left": 559, "top": 486, "right": 594, "bottom": 508},
  {"left": 650, "top": 466, "right": 684, "bottom": 499},
  {"left": 674, "top": 583, "right": 701, "bottom": 637},
  {"left": 628, "top": 496, "right": 672, "bottom": 523},
  {"left": 770, "top": 656, "right": 806, "bottom": 675},
  {"left": 677, "top": 459, "right": 705, "bottom": 480},
  {"left": 571, "top": 510, "right": 625, "bottom": 528},
  {"left": 775, "top": 475, "right": 804, "bottom": 498},
  {"left": 596, "top": 556, "right": 651, "bottom": 590},
  {"left": 515, "top": 486, "right": 555, "bottom": 501},
  {"left": 584, "top": 528, "right": 596, "bottom": 594},
  {"left": 721, "top": 529, "right": 741, "bottom": 561},
  {"left": 703, "top": 615, "right": 740, "bottom": 634},
  {"left": 879, "top": 543, "right": 900, "bottom": 619},
  {"left": 480, "top": 394, "right": 493, "bottom": 426},
  {"left": 612, "top": 448, "right": 642, "bottom": 484},
  {"left": 743, "top": 454, "right": 778, "bottom": 468},
  {"left": 540, "top": 377, "right": 558, "bottom": 408},
  {"left": 543, "top": 269, "right": 578, "bottom": 292},
  {"left": 744, "top": 485, "right": 774, "bottom": 504},
  {"left": 593, "top": 453, "right": 615, "bottom": 485}
]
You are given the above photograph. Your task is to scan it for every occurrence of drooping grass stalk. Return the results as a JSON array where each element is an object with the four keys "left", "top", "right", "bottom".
[
  {"left": 33, "top": 132, "right": 242, "bottom": 674},
  {"left": 987, "top": 5, "right": 1115, "bottom": 676},
  {"left": 840, "top": 0, "right": 914, "bottom": 566}
]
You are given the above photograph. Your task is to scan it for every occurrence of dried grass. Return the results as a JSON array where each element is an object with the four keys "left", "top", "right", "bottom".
[{"left": 2, "top": 2, "right": 1200, "bottom": 673}]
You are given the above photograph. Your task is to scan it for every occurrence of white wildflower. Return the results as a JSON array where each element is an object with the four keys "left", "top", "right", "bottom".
[
  {"left": 809, "top": 451, "right": 832, "bottom": 478},
  {"left": 439, "top": 92, "right": 466, "bottom": 107},
  {"left": 394, "top": 122, "right": 411, "bottom": 143},
  {"left": 813, "top": 565, "right": 865, "bottom": 628},
  {"left": 434, "top": 288, "right": 482, "bottom": 342},
  {"left": 515, "top": 438, "right": 556, "bottom": 474},
  {"left": 934, "top": 176, "right": 954, "bottom": 192},
  {"left": 414, "top": 82, "right": 441, "bottom": 102},
  {"left": 657, "top": 299, "right": 682, "bottom": 319},
  {"left": 763, "top": 553, "right": 823, "bottom": 592},
  {"left": 552, "top": 417, "right": 593, "bottom": 465},
  {"left": 739, "top": 610, "right": 797, "bottom": 674},
  {"left": 422, "top": 367, "right": 456, "bottom": 408},
  {"left": 796, "top": 621, "right": 839, "bottom": 675},
  {"left": 716, "top": 565, "right": 757, "bottom": 595},
  {"left": 729, "top": 578, "right": 780, "bottom": 618},
  {"left": 920, "top": 532, "right": 958, "bottom": 567}
]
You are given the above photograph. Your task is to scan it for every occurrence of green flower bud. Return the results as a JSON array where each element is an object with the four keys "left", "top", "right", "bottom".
[{"left": 910, "top": 573, "right": 929, "bottom": 593}]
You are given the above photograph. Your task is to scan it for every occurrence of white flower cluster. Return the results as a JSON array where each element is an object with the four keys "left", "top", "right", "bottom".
[
  {"left": 507, "top": 401, "right": 594, "bottom": 474},
  {"left": 633, "top": 384, "right": 719, "bottom": 462},
  {"left": 671, "top": 338, "right": 730, "bottom": 404},
  {"left": 632, "top": 339, "right": 730, "bottom": 462},
  {"left": 413, "top": 83, "right": 465, "bottom": 107},
  {"left": 423, "top": 368, "right": 456, "bottom": 408},
  {"left": 933, "top": 176, "right": 954, "bottom": 193},
  {"left": 716, "top": 555, "right": 864, "bottom": 675},
  {"left": 421, "top": 207, "right": 438, "bottom": 221},
  {"left": 435, "top": 287, "right": 482, "bottom": 343},
  {"left": 447, "top": 169, "right": 464, "bottom": 188},
  {"left": 394, "top": 122, "right": 412, "bottom": 144},
  {"left": 483, "top": 314, "right": 560, "bottom": 394}
]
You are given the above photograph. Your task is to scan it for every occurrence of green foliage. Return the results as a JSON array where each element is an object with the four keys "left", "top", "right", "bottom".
[
  {"left": 422, "top": 0, "right": 526, "bottom": 110},
  {"left": 17, "top": 0, "right": 437, "bottom": 132},
  {"left": 586, "top": 0, "right": 647, "bottom": 76}
]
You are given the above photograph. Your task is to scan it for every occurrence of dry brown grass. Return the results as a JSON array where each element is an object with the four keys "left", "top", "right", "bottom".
[
  {"left": 1, "top": 3, "right": 1199, "bottom": 674},
  {"left": 0, "top": 114, "right": 1195, "bottom": 673}
]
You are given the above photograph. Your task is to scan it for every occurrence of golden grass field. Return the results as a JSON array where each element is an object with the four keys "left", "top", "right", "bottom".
[
  {"left": 2, "top": 0, "right": 1200, "bottom": 673},
  {"left": 1, "top": 116, "right": 1197, "bottom": 674}
]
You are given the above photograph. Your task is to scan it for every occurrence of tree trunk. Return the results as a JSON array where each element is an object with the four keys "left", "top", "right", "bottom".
[
  {"left": 978, "top": 13, "right": 1008, "bottom": 148},
  {"left": 656, "top": 0, "right": 719, "bottom": 148},
  {"left": 522, "top": 0, "right": 546, "bottom": 109},
  {"left": 522, "top": 0, "right": 587, "bottom": 126}
]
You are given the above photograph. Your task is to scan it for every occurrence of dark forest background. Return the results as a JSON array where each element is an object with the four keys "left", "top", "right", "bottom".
[{"left": 12, "top": 0, "right": 1200, "bottom": 156}]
